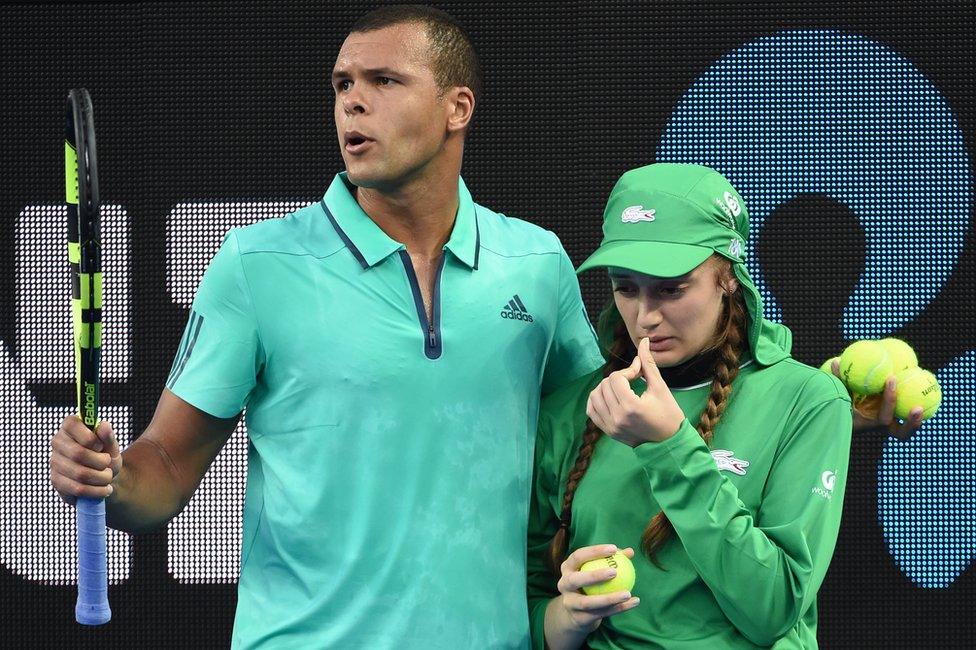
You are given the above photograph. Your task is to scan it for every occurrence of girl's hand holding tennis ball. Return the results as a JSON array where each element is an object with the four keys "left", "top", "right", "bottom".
[
  {"left": 546, "top": 544, "right": 639, "bottom": 641},
  {"left": 587, "top": 337, "right": 686, "bottom": 447}
]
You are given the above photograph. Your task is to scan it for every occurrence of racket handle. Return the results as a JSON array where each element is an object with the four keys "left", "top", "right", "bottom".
[{"left": 75, "top": 496, "right": 111, "bottom": 625}]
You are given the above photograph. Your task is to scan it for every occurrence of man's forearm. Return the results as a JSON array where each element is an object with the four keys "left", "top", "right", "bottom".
[{"left": 105, "top": 437, "right": 188, "bottom": 533}]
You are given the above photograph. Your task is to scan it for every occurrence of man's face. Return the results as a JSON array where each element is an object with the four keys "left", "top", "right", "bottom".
[{"left": 332, "top": 23, "right": 452, "bottom": 190}]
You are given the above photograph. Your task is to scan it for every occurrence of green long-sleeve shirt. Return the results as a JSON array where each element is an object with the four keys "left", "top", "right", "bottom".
[{"left": 527, "top": 358, "right": 853, "bottom": 649}]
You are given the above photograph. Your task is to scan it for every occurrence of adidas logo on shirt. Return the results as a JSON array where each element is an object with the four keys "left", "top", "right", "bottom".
[{"left": 500, "top": 294, "right": 534, "bottom": 322}]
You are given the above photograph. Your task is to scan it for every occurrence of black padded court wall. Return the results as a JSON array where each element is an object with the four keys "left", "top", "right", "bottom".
[{"left": 1, "top": 1, "right": 974, "bottom": 647}]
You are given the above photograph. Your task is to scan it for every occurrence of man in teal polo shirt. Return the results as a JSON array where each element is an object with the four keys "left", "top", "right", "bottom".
[{"left": 49, "top": 6, "right": 603, "bottom": 648}]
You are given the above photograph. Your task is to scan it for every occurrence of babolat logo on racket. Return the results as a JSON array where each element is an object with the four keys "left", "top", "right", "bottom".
[
  {"left": 500, "top": 294, "right": 533, "bottom": 322},
  {"left": 83, "top": 382, "right": 97, "bottom": 427}
]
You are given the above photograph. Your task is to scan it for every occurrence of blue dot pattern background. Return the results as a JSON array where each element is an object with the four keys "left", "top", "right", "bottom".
[
  {"left": 880, "top": 352, "right": 976, "bottom": 588},
  {"left": 661, "top": 29, "right": 975, "bottom": 589},
  {"left": 660, "top": 29, "right": 970, "bottom": 339}
]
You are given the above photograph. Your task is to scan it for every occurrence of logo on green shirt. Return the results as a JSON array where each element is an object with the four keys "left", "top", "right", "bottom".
[
  {"left": 711, "top": 449, "right": 749, "bottom": 475},
  {"left": 500, "top": 295, "right": 534, "bottom": 322},
  {"left": 813, "top": 470, "right": 837, "bottom": 500}
]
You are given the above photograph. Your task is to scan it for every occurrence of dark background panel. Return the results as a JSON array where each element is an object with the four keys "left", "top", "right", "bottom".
[{"left": 1, "top": 1, "right": 973, "bottom": 647}]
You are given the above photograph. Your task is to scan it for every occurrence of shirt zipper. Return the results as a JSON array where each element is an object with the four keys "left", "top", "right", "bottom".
[{"left": 398, "top": 250, "right": 444, "bottom": 360}]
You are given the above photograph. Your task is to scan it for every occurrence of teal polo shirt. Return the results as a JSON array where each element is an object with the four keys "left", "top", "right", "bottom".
[{"left": 166, "top": 173, "right": 604, "bottom": 649}]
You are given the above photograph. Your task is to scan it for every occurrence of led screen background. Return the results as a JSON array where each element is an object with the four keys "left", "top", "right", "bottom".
[{"left": 1, "top": 1, "right": 973, "bottom": 647}]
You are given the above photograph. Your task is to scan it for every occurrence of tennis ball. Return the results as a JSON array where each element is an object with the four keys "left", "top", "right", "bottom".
[
  {"left": 839, "top": 340, "right": 894, "bottom": 395},
  {"left": 819, "top": 356, "right": 839, "bottom": 375},
  {"left": 580, "top": 550, "right": 636, "bottom": 596},
  {"left": 879, "top": 338, "right": 918, "bottom": 372},
  {"left": 893, "top": 367, "right": 942, "bottom": 420}
]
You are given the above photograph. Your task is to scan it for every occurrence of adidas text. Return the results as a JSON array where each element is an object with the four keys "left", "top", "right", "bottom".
[{"left": 501, "top": 309, "right": 534, "bottom": 322}]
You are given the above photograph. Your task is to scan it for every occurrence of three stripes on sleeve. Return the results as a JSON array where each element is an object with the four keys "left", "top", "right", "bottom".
[{"left": 166, "top": 311, "right": 204, "bottom": 389}]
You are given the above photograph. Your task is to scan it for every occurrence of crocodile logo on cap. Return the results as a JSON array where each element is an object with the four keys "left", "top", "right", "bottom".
[{"left": 621, "top": 205, "right": 656, "bottom": 223}]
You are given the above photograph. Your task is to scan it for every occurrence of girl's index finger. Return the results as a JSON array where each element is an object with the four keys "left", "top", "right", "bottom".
[
  {"left": 608, "top": 370, "right": 639, "bottom": 404},
  {"left": 638, "top": 338, "right": 665, "bottom": 389},
  {"left": 565, "top": 543, "right": 619, "bottom": 572}
]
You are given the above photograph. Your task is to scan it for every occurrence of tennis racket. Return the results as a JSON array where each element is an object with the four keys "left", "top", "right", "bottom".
[{"left": 65, "top": 87, "right": 111, "bottom": 625}]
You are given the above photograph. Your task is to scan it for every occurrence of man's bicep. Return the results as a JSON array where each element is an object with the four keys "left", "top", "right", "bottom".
[{"left": 137, "top": 388, "right": 240, "bottom": 504}]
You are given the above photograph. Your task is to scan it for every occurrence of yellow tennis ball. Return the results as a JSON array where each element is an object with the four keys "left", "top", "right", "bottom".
[
  {"left": 893, "top": 367, "right": 942, "bottom": 420},
  {"left": 839, "top": 340, "right": 894, "bottom": 395},
  {"left": 580, "top": 551, "right": 636, "bottom": 596},
  {"left": 819, "top": 356, "right": 840, "bottom": 375},
  {"left": 879, "top": 338, "right": 918, "bottom": 372}
]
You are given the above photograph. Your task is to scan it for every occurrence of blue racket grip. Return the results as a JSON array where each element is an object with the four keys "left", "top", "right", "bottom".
[{"left": 75, "top": 496, "right": 111, "bottom": 625}]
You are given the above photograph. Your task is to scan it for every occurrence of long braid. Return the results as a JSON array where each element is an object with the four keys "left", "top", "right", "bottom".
[
  {"left": 545, "top": 316, "right": 635, "bottom": 575},
  {"left": 640, "top": 261, "right": 749, "bottom": 565}
]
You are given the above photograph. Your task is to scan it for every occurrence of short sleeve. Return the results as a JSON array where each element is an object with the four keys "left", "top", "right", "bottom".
[
  {"left": 541, "top": 246, "right": 604, "bottom": 396},
  {"left": 165, "top": 229, "right": 265, "bottom": 418}
]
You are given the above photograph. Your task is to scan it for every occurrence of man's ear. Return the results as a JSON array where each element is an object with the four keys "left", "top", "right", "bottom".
[{"left": 446, "top": 86, "right": 475, "bottom": 134}]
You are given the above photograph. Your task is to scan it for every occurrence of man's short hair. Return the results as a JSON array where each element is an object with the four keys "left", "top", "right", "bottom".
[{"left": 350, "top": 5, "right": 483, "bottom": 109}]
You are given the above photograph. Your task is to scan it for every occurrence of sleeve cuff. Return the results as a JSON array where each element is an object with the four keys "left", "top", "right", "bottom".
[
  {"left": 632, "top": 418, "right": 706, "bottom": 466},
  {"left": 167, "top": 382, "right": 244, "bottom": 420}
]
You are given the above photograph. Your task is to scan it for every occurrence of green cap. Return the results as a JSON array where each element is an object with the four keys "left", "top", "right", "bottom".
[
  {"left": 577, "top": 163, "right": 748, "bottom": 276},
  {"left": 580, "top": 163, "right": 792, "bottom": 367}
]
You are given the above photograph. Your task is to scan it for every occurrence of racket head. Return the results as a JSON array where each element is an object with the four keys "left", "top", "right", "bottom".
[{"left": 66, "top": 88, "right": 101, "bottom": 273}]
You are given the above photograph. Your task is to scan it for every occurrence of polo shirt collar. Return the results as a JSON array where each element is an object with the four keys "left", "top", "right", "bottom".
[
  {"left": 321, "top": 172, "right": 480, "bottom": 270},
  {"left": 321, "top": 173, "right": 402, "bottom": 268},
  {"left": 443, "top": 177, "right": 480, "bottom": 270}
]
